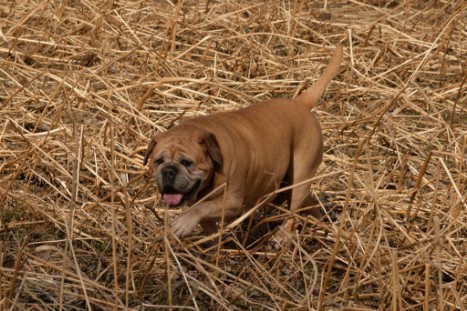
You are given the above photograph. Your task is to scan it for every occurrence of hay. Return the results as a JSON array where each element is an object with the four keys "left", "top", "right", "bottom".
[{"left": 1, "top": 0, "right": 466, "bottom": 310}]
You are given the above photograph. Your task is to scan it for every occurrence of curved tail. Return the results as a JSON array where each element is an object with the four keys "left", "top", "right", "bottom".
[{"left": 294, "top": 43, "right": 343, "bottom": 110}]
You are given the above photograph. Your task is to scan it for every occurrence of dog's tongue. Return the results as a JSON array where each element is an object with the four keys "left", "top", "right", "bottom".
[{"left": 163, "top": 194, "right": 183, "bottom": 206}]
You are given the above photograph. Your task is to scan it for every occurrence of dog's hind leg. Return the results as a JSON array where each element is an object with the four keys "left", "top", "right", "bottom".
[{"left": 269, "top": 126, "right": 323, "bottom": 248}]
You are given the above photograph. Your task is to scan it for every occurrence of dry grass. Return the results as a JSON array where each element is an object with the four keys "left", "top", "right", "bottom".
[{"left": 1, "top": 0, "right": 466, "bottom": 310}]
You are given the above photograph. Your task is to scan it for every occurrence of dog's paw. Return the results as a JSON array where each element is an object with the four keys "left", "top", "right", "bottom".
[
  {"left": 267, "top": 219, "right": 297, "bottom": 251},
  {"left": 170, "top": 212, "right": 199, "bottom": 238},
  {"left": 267, "top": 229, "right": 292, "bottom": 251}
]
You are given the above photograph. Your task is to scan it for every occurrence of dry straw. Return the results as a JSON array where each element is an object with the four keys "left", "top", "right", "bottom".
[{"left": 1, "top": 0, "right": 466, "bottom": 310}]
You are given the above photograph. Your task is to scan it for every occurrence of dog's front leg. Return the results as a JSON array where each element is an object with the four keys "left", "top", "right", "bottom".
[{"left": 170, "top": 197, "right": 243, "bottom": 238}]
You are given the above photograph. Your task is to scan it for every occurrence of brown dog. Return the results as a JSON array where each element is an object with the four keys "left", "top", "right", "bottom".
[{"left": 144, "top": 44, "right": 343, "bottom": 239}]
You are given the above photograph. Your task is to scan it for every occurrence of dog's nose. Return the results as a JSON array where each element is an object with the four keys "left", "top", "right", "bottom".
[{"left": 162, "top": 166, "right": 177, "bottom": 183}]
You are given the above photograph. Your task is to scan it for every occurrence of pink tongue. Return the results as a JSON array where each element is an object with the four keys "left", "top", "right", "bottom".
[{"left": 163, "top": 194, "right": 183, "bottom": 206}]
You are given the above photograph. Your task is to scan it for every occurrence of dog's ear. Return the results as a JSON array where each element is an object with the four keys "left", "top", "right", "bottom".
[
  {"left": 203, "top": 133, "right": 223, "bottom": 171},
  {"left": 143, "top": 136, "right": 158, "bottom": 165}
]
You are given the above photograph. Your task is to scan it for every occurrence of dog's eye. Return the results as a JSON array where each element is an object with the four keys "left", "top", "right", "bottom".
[
  {"left": 180, "top": 159, "right": 192, "bottom": 167},
  {"left": 154, "top": 158, "right": 164, "bottom": 165}
]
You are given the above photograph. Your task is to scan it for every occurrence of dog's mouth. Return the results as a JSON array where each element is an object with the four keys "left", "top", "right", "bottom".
[
  {"left": 161, "top": 180, "right": 201, "bottom": 207},
  {"left": 162, "top": 192, "right": 184, "bottom": 206}
]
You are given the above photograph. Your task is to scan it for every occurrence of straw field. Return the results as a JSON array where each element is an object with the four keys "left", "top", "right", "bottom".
[{"left": 1, "top": 0, "right": 466, "bottom": 310}]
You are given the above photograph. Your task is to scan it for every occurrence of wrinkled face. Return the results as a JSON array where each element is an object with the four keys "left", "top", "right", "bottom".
[{"left": 144, "top": 127, "right": 222, "bottom": 207}]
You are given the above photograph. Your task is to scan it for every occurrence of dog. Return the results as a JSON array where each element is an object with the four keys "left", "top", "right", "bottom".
[{"left": 144, "top": 43, "right": 343, "bottom": 241}]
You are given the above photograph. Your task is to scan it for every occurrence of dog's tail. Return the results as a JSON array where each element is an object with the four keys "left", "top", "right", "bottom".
[{"left": 294, "top": 43, "right": 343, "bottom": 110}]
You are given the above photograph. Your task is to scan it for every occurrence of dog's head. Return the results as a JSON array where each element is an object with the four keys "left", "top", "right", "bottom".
[{"left": 143, "top": 124, "right": 222, "bottom": 206}]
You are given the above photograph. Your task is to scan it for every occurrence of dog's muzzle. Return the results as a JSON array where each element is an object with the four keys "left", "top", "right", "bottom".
[
  {"left": 162, "top": 166, "right": 177, "bottom": 184},
  {"left": 158, "top": 166, "right": 183, "bottom": 206},
  {"left": 157, "top": 166, "right": 202, "bottom": 207}
]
